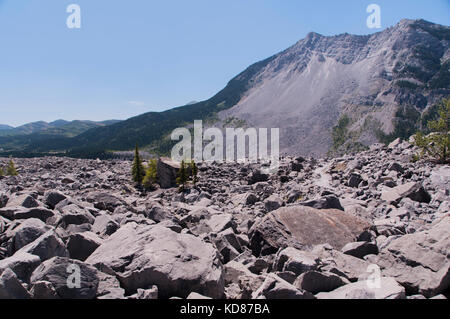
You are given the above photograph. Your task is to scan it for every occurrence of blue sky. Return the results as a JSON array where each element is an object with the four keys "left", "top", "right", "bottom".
[{"left": 0, "top": 0, "right": 449, "bottom": 126}]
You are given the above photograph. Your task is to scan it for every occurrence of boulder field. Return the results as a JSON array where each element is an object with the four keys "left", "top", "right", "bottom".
[{"left": 0, "top": 139, "right": 448, "bottom": 299}]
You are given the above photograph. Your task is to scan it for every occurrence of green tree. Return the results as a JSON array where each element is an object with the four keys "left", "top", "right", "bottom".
[
  {"left": 143, "top": 159, "right": 158, "bottom": 190},
  {"left": 414, "top": 98, "right": 449, "bottom": 163},
  {"left": 176, "top": 160, "right": 188, "bottom": 192},
  {"left": 6, "top": 159, "right": 18, "bottom": 176},
  {"left": 190, "top": 160, "right": 198, "bottom": 186},
  {"left": 131, "top": 144, "right": 145, "bottom": 185},
  {"left": 0, "top": 166, "right": 4, "bottom": 177}
]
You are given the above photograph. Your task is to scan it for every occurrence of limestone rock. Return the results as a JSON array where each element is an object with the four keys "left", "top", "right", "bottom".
[
  {"left": 86, "top": 223, "right": 224, "bottom": 298},
  {"left": 316, "top": 277, "right": 406, "bottom": 299},
  {"left": 30, "top": 257, "right": 100, "bottom": 299},
  {"left": 249, "top": 205, "right": 371, "bottom": 256}
]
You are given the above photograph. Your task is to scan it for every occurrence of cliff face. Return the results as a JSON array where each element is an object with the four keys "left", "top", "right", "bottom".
[{"left": 218, "top": 19, "right": 449, "bottom": 156}]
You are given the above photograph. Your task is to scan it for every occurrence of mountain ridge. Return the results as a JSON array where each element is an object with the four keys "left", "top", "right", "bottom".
[
  {"left": 0, "top": 18, "right": 448, "bottom": 158},
  {"left": 0, "top": 119, "right": 122, "bottom": 138}
]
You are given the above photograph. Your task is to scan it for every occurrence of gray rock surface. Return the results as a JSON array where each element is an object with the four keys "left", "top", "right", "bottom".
[
  {"left": 30, "top": 257, "right": 100, "bottom": 299},
  {"left": 0, "top": 268, "right": 32, "bottom": 299},
  {"left": 249, "top": 205, "right": 371, "bottom": 256},
  {"left": 0, "top": 134, "right": 448, "bottom": 300},
  {"left": 316, "top": 277, "right": 406, "bottom": 299},
  {"left": 86, "top": 223, "right": 225, "bottom": 298}
]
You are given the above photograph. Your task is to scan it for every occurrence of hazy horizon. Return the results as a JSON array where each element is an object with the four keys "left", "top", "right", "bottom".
[{"left": 0, "top": 0, "right": 449, "bottom": 127}]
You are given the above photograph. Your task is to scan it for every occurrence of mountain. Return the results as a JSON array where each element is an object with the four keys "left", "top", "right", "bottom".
[
  {"left": 0, "top": 120, "right": 122, "bottom": 138},
  {"left": 218, "top": 19, "right": 449, "bottom": 156},
  {"left": 0, "top": 125, "right": 13, "bottom": 131},
  {"left": 0, "top": 19, "right": 448, "bottom": 158}
]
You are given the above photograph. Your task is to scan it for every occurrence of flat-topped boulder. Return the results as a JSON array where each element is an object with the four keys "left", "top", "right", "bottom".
[
  {"left": 85, "top": 192, "right": 126, "bottom": 213},
  {"left": 316, "top": 277, "right": 406, "bottom": 299},
  {"left": 157, "top": 157, "right": 181, "bottom": 189},
  {"left": 249, "top": 205, "right": 372, "bottom": 256},
  {"left": 86, "top": 223, "right": 224, "bottom": 298}
]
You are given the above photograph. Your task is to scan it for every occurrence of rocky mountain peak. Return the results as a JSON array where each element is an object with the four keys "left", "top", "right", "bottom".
[{"left": 218, "top": 19, "right": 449, "bottom": 157}]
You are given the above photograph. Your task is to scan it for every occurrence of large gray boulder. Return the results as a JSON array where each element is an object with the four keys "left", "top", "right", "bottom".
[
  {"left": 375, "top": 216, "right": 450, "bottom": 298},
  {"left": 264, "top": 195, "right": 283, "bottom": 212},
  {"left": 157, "top": 157, "right": 181, "bottom": 189},
  {"left": 17, "top": 231, "right": 69, "bottom": 262},
  {"left": 30, "top": 257, "right": 99, "bottom": 299},
  {"left": 43, "top": 191, "right": 67, "bottom": 209},
  {"left": 249, "top": 205, "right": 372, "bottom": 256},
  {"left": 316, "top": 277, "right": 406, "bottom": 299},
  {"left": 190, "top": 213, "right": 235, "bottom": 236},
  {"left": 293, "top": 271, "right": 348, "bottom": 294},
  {"left": 6, "top": 194, "right": 39, "bottom": 209},
  {"left": 231, "top": 192, "right": 259, "bottom": 206},
  {"left": 273, "top": 247, "right": 320, "bottom": 276},
  {"left": 0, "top": 268, "right": 32, "bottom": 299},
  {"left": 252, "top": 273, "right": 315, "bottom": 299},
  {"left": 0, "top": 193, "right": 8, "bottom": 208},
  {"left": 381, "top": 182, "right": 431, "bottom": 204},
  {"left": 59, "top": 204, "right": 95, "bottom": 226},
  {"left": 313, "top": 245, "right": 372, "bottom": 282},
  {"left": 0, "top": 251, "right": 41, "bottom": 282},
  {"left": 341, "top": 241, "right": 379, "bottom": 259},
  {"left": 85, "top": 192, "right": 127, "bottom": 213},
  {"left": 96, "top": 271, "right": 126, "bottom": 299},
  {"left": 0, "top": 206, "right": 56, "bottom": 223},
  {"left": 301, "top": 195, "right": 344, "bottom": 211},
  {"left": 92, "top": 214, "right": 120, "bottom": 237},
  {"left": 86, "top": 223, "right": 225, "bottom": 298},
  {"left": 6, "top": 218, "right": 50, "bottom": 252},
  {"left": 30, "top": 281, "right": 60, "bottom": 299},
  {"left": 224, "top": 261, "right": 265, "bottom": 299},
  {"left": 66, "top": 232, "right": 103, "bottom": 261}
]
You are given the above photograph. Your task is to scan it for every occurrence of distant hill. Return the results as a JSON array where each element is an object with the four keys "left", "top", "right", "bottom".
[
  {"left": 0, "top": 120, "right": 121, "bottom": 156},
  {"left": 0, "top": 119, "right": 121, "bottom": 138},
  {"left": 0, "top": 124, "right": 13, "bottom": 131}
]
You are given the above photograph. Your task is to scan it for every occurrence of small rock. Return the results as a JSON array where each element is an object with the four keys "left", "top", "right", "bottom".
[
  {"left": 293, "top": 271, "right": 348, "bottom": 294},
  {"left": 0, "top": 268, "right": 32, "bottom": 299},
  {"left": 341, "top": 242, "right": 379, "bottom": 259}
]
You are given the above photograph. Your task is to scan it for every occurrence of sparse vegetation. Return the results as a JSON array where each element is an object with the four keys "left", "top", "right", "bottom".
[
  {"left": 396, "top": 80, "right": 419, "bottom": 89},
  {"left": 176, "top": 160, "right": 189, "bottom": 192},
  {"left": 413, "top": 98, "right": 449, "bottom": 163},
  {"left": 143, "top": 159, "right": 158, "bottom": 190},
  {"left": 6, "top": 158, "right": 18, "bottom": 176},
  {"left": 223, "top": 117, "right": 247, "bottom": 128},
  {"left": 0, "top": 166, "right": 4, "bottom": 176},
  {"left": 429, "top": 60, "right": 450, "bottom": 89},
  {"left": 332, "top": 115, "right": 351, "bottom": 149},
  {"left": 377, "top": 105, "right": 421, "bottom": 144},
  {"left": 190, "top": 160, "right": 198, "bottom": 186},
  {"left": 131, "top": 144, "right": 145, "bottom": 186}
]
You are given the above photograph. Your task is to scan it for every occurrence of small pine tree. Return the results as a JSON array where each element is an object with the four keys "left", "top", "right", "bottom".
[
  {"left": 143, "top": 159, "right": 158, "bottom": 190},
  {"left": 131, "top": 144, "right": 145, "bottom": 185},
  {"left": 6, "top": 159, "right": 18, "bottom": 176},
  {"left": 190, "top": 160, "right": 198, "bottom": 186},
  {"left": 414, "top": 98, "right": 449, "bottom": 164},
  {"left": 176, "top": 160, "right": 188, "bottom": 192}
]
